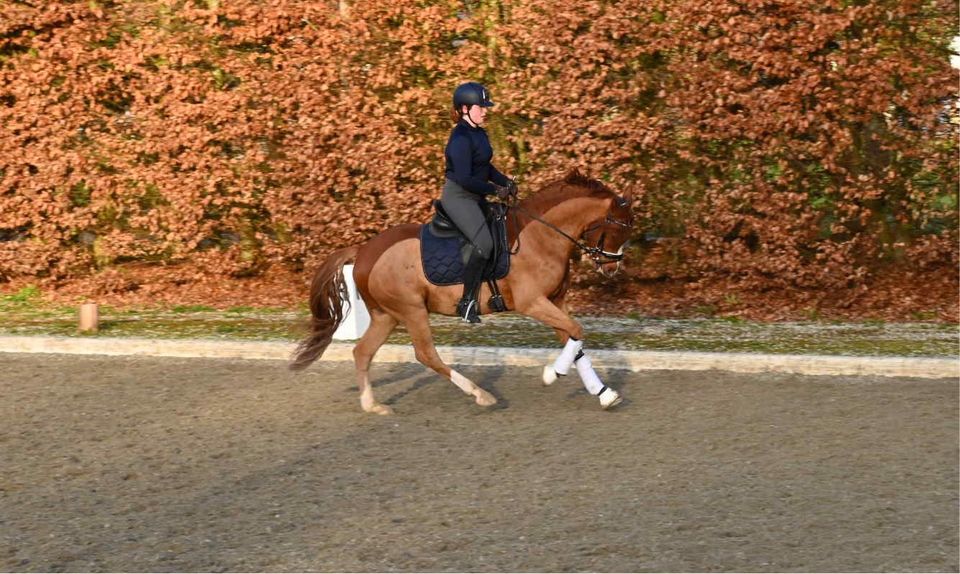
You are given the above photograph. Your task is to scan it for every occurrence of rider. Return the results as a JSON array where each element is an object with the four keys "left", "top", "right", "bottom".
[{"left": 442, "top": 81, "right": 516, "bottom": 324}]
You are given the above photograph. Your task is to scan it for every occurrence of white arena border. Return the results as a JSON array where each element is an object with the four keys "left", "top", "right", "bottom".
[{"left": 0, "top": 336, "right": 956, "bottom": 379}]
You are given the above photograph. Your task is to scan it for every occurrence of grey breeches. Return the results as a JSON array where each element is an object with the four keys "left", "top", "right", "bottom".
[{"left": 440, "top": 179, "right": 493, "bottom": 260}]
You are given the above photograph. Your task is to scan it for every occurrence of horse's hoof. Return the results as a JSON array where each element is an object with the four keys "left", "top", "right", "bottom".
[
  {"left": 365, "top": 403, "right": 395, "bottom": 415},
  {"left": 542, "top": 366, "right": 558, "bottom": 385},
  {"left": 474, "top": 390, "right": 497, "bottom": 407},
  {"left": 599, "top": 388, "right": 623, "bottom": 410}
]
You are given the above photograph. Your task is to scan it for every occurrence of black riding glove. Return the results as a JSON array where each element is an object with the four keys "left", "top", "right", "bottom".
[{"left": 493, "top": 184, "right": 513, "bottom": 200}]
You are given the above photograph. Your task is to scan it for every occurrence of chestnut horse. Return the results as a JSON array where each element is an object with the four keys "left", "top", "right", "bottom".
[{"left": 290, "top": 171, "right": 634, "bottom": 413}]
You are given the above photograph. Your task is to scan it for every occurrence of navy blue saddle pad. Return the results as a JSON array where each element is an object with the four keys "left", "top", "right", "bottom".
[{"left": 420, "top": 224, "right": 510, "bottom": 286}]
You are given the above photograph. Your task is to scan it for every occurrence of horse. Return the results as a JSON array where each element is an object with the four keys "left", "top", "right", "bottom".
[{"left": 290, "top": 170, "right": 635, "bottom": 413}]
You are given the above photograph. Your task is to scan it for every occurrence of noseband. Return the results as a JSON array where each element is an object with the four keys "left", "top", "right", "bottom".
[{"left": 582, "top": 215, "right": 632, "bottom": 263}]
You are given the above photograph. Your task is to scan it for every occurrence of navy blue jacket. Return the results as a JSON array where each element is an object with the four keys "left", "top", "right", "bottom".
[{"left": 444, "top": 120, "right": 510, "bottom": 196}]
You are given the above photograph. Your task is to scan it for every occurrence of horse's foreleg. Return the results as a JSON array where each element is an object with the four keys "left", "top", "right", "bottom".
[
  {"left": 572, "top": 351, "right": 622, "bottom": 409},
  {"left": 519, "top": 297, "right": 582, "bottom": 381},
  {"left": 403, "top": 307, "right": 496, "bottom": 407},
  {"left": 549, "top": 291, "right": 572, "bottom": 346},
  {"left": 353, "top": 308, "right": 398, "bottom": 415},
  {"left": 520, "top": 297, "right": 622, "bottom": 409},
  {"left": 521, "top": 296, "right": 583, "bottom": 340}
]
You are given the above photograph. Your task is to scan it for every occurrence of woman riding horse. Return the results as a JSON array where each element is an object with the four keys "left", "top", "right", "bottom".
[
  {"left": 290, "top": 165, "right": 635, "bottom": 413},
  {"left": 442, "top": 82, "right": 517, "bottom": 323}
]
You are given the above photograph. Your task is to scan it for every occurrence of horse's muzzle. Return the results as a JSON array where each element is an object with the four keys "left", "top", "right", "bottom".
[{"left": 595, "top": 245, "right": 625, "bottom": 277}]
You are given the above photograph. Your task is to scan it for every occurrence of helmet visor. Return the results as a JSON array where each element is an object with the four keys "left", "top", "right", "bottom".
[{"left": 478, "top": 86, "right": 495, "bottom": 107}]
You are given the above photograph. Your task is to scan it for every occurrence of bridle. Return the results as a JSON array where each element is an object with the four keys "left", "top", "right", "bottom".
[
  {"left": 581, "top": 214, "right": 633, "bottom": 263},
  {"left": 508, "top": 200, "right": 632, "bottom": 267}
]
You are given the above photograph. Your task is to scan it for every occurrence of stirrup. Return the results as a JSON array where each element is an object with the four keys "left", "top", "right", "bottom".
[{"left": 456, "top": 298, "right": 481, "bottom": 324}]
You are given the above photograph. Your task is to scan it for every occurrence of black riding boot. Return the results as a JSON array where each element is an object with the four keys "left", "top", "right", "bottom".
[{"left": 456, "top": 248, "right": 487, "bottom": 324}]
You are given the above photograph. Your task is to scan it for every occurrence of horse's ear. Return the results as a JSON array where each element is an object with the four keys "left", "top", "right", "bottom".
[{"left": 621, "top": 186, "right": 634, "bottom": 204}]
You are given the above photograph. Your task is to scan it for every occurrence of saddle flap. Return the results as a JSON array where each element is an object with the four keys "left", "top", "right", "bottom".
[{"left": 420, "top": 220, "right": 510, "bottom": 287}]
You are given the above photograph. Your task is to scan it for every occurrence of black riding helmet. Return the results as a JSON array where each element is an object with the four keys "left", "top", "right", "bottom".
[{"left": 453, "top": 82, "right": 495, "bottom": 110}]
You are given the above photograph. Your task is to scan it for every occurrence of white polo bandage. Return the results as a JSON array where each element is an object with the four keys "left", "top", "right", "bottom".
[
  {"left": 552, "top": 338, "right": 583, "bottom": 376},
  {"left": 575, "top": 353, "right": 605, "bottom": 395}
]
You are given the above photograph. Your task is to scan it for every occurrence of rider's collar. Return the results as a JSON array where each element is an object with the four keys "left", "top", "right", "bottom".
[{"left": 458, "top": 118, "right": 484, "bottom": 131}]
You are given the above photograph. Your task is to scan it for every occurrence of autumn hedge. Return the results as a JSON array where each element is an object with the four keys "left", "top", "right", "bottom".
[{"left": 1, "top": 0, "right": 956, "bottom": 293}]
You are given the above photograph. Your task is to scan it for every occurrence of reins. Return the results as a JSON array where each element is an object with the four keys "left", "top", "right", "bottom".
[{"left": 503, "top": 198, "right": 630, "bottom": 264}]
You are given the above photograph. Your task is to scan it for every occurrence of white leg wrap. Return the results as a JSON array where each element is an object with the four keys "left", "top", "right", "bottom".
[
  {"left": 552, "top": 338, "right": 583, "bottom": 376},
  {"left": 575, "top": 353, "right": 605, "bottom": 396},
  {"left": 450, "top": 369, "right": 476, "bottom": 395}
]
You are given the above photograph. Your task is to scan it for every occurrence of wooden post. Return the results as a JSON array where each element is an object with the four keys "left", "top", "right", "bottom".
[{"left": 79, "top": 303, "right": 99, "bottom": 333}]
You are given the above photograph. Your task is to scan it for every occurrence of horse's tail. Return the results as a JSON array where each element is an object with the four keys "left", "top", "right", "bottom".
[{"left": 289, "top": 244, "right": 361, "bottom": 371}]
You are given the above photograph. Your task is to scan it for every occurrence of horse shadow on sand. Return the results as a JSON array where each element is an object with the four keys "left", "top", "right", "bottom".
[
  {"left": 345, "top": 363, "right": 510, "bottom": 411},
  {"left": 344, "top": 361, "right": 640, "bottom": 412}
]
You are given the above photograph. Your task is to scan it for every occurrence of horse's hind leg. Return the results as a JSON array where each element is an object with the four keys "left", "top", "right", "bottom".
[
  {"left": 403, "top": 307, "right": 497, "bottom": 407},
  {"left": 353, "top": 308, "right": 398, "bottom": 415}
]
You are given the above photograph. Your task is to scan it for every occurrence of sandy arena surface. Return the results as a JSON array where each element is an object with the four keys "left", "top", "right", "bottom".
[{"left": 1, "top": 353, "right": 957, "bottom": 572}]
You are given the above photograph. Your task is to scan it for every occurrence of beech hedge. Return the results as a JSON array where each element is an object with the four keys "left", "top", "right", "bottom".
[{"left": 1, "top": 0, "right": 956, "bottom": 292}]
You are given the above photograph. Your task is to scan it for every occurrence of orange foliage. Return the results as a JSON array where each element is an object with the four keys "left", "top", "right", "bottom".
[{"left": 0, "top": 0, "right": 956, "bottom": 317}]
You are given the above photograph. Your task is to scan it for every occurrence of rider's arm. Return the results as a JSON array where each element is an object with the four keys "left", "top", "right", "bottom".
[
  {"left": 446, "top": 133, "right": 496, "bottom": 196},
  {"left": 489, "top": 164, "right": 512, "bottom": 187}
]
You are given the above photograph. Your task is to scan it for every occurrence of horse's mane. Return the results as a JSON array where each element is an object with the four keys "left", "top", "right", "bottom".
[{"left": 519, "top": 170, "right": 616, "bottom": 215}]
